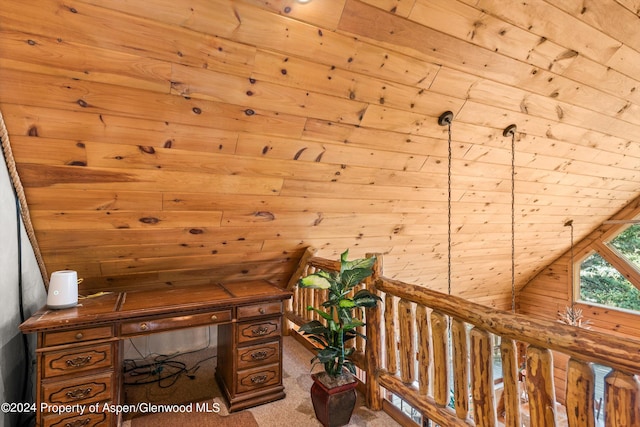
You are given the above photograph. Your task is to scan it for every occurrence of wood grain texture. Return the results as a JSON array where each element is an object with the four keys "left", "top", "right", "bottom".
[
  {"left": 499, "top": 339, "right": 522, "bottom": 427},
  {"left": 526, "top": 346, "right": 558, "bottom": 427},
  {"left": 451, "top": 318, "right": 470, "bottom": 420},
  {"left": 397, "top": 298, "right": 415, "bottom": 384},
  {"left": 1, "top": 0, "right": 640, "bottom": 324},
  {"left": 384, "top": 294, "right": 398, "bottom": 375},
  {"left": 565, "top": 358, "right": 596, "bottom": 427},
  {"left": 430, "top": 311, "right": 449, "bottom": 407},
  {"left": 604, "top": 370, "right": 640, "bottom": 427},
  {"left": 470, "top": 328, "right": 497, "bottom": 427}
]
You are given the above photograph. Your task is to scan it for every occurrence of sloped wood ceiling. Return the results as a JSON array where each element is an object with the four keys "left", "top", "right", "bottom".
[{"left": 1, "top": 0, "right": 639, "bottom": 308}]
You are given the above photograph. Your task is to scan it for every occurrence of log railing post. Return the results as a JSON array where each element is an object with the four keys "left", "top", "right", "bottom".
[
  {"left": 416, "top": 305, "right": 431, "bottom": 397},
  {"left": 431, "top": 311, "right": 450, "bottom": 407},
  {"left": 292, "top": 284, "right": 300, "bottom": 316},
  {"left": 451, "top": 318, "right": 470, "bottom": 420},
  {"left": 526, "top": 346, "right": 557, "bottom": 427},
  {"left": 499, "top": 339, "right": 522, "bottom": 427},
  {"left": 604, "top": 370, "right": 640, "bottom": 427},
  {"left": 398, "top": 299, "right": 415, "bottom": 384},
  {"left": 470, "top": 327, "right": 497, "bottom": 427},
  {"left": 385, "top": 294, "right": 398, "bottom": 375},
  {"left": 355, "top": 282, "right": 366, "bottom": 353},
  {"left": 365, "top": 253, "right": 383, "bottom": 410},
  {"left": 565, "top": 358, "right": 595, "bottom": 427}
]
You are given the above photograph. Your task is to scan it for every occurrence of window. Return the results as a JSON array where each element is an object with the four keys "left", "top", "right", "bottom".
[
  {"left": 608, "top": 224, "right": 640, "bottom": 271},
  {"left": 577, "top": 223, "right": 640, "bottom": 314}
]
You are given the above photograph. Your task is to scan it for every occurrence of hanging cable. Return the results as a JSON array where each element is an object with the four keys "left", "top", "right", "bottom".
[
  {"left": 565, "top": 219, "right": 575, "bottom": 309},
  {"left": 503, "top": 124, "right": 517, "bottom": 313},
  {"left": 438, "top": 111, "right": 454, "bottom": 295}
]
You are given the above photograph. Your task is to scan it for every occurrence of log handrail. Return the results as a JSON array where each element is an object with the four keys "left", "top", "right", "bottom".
[{"left": 376, "top": 277, "right": 640, "bottom": 375}]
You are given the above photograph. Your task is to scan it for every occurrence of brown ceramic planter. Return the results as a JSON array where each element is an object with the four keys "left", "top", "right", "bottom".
[{"left": 310, "top": 373, "right": 358, "bottom": 427}]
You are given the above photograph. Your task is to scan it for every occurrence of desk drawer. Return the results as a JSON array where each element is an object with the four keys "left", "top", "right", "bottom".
[
  {"left": 237, "top": 318, "right": 281, "bottom": 344},
  {"left": 120, "top": 309, "right": 231, "bottom": 336},
  {"left": 43, "top": 409, "right": 111, "bottom": 427},
  {"left": 237, "top": 301, "right": 282, "bottom": 319},
  {"left": 236, "top": 363, "right": 280, "bottom": 393},
  {"left": 44, "top": 326, "right": 113, "bottom": 347},
  {"left": 43, "top": 343, "right": 113, "bottom": 378},
  {"left": 237, "top": 341, "right": 280, "bottom": 370},
  {"left": 43, "top": 372, "right": 112, "bottom": 405}
]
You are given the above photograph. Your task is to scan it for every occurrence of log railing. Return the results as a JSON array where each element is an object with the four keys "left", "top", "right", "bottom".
[{"left": 285, "top": 252, "right": 640, "bottom": 427}]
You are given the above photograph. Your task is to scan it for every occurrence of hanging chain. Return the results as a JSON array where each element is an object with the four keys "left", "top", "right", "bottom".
[
  {"left": 569, "top": 220, "right": 575, "bottom": 309},
  {"left": 502, "top": 124, "right": 517, "bottom": 313},
  {"left": 447, "top": 120, "right": 452, "bottom": 296},
  {"left": 438, "top": 111, "right": 454, "bottom": 296},
  {"left": 511, "top": 130, "right": 516, "bottom": 312}
]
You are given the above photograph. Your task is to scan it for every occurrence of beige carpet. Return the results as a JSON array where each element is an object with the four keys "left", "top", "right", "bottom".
[
  {"left": 130, "top": 409, "right": 258, "bottom": 427},
  {"left": 121, "top": 336, "right": 399, "bottom": 427}
]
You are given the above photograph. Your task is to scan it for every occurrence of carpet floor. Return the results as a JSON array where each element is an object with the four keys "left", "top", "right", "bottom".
[{"left": 120, "top": 335, "right": 400, "bottom": 427}]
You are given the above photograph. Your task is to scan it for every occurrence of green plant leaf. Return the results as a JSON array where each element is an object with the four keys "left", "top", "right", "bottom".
[
  {"left": 299, "top": 273, "right": 332, "bottom": 290},
  {"left": 338, "top": 298, "right": 356, "bottom": 308},
  {"left": 307, "top": 335, "right": 329, "bottom": 348},
  {"left": 343, "top": 334, "right": 357, "bottom": 343},
  {"left": 352, "top": 289, "right": 382, "bottom": 307},
  {"left": 306, "top": 305, "right": 333, "bottom": 321},
  {"left": 342, "top": 320, "right": 365, "bottom": 331},
  {"left": 316, "top": 347, "right": 340, "bottom": 363},
  {"left": 341, "top": 251, "right": 376, "bottom": 273},
  {"left": 344, "top": 361, "right": 357, "bottom": 375},
  {"left": 299, "top": 320, "right": 328, "bottom": 335},
  {"left": 341, "top": 268, "right": 374, "bottom": 289},
  {"left": 337, "top": 307, "right": 353, "bottom": 325}
]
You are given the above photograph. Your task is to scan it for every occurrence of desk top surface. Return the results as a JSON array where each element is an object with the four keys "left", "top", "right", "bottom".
[{"left": 20, "top": 280, "right": 291, "bottom": 333}]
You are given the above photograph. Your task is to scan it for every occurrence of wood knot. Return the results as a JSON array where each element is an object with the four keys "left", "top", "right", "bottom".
[
  {"left": 254, "top": 211, "right": 275, "bottom": 221},
  {"left": 139, "top": 217, "right": 160, "bottom": 224},
  {"left": 138, "top": 146, "right": 156, "bottom": 154}
]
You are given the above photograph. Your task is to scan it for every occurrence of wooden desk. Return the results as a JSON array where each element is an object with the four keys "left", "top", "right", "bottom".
[{"left": 20, "top": 280, "right": 292, "bottom": 427}]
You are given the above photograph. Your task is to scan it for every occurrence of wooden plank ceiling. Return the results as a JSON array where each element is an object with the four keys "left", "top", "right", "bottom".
[{"left": 1, "top": 0, "right": 639, "bottom": 309}]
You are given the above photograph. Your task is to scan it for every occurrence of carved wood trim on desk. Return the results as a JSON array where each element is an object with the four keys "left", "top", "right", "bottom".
[{"left": 20, "top": 280, "right": 292, "bottom": 427}]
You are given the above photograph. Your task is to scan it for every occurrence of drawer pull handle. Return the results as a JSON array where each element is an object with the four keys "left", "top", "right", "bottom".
[
  {"left": 251, "top": 326, "right": 269, "bottom": 336},
  {"left": 65, "top": 418, "right": 91, "bottom": 427},
  {"left": 251, "top": 350, "right": 268, "bottom": 360},
  {"left": 66, "top": 387, "right": 92, "bottom": 400},
  {"left": 75, "top": 332, "right": 84, "bottom": 340},
  {"left": 251, "top": 374, "right": 267, "bottom": 384},
  {"left": 211, "top": 314, "right": 218, "bottom": 321},
  {"left": 139, "top": 323, "right": 148, "bottom": 331},
  {"left": 66, "top": 356, "right": 93, "bottom": 368},
  {"left": 259, "top": 308, "right": 266, "bottom": 314}
]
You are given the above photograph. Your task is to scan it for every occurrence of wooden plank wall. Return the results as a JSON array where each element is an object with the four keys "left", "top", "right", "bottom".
[{"left": 1, "top": 0, "right": 640, "bottom": 307}]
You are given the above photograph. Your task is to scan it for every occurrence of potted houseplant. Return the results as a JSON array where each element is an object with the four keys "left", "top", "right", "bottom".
[{"left": 298, "top": 249, "right": 381, "bottom": 427}]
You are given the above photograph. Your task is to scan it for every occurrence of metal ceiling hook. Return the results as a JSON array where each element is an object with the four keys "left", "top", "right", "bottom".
[
  {"left": 503, "top": 124, "right": 517, "bottom": 137},
  {"left": 438, "top": 111, "right": 454, "bottom": 126}
]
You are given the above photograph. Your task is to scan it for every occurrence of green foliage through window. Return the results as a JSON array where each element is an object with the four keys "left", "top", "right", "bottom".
[
  {"left": 608, "top": 224, "right": 640, "bottom": 271},
  {"left": 579, "top": 250, "right": 640, "bottom": 313}
]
